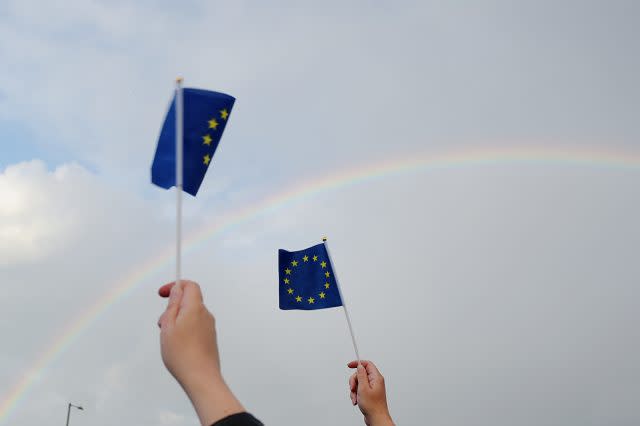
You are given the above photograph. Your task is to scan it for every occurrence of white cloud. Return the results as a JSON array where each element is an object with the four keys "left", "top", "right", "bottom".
[
  {"left": 0, "top": 159, "right": 164, "bottom": 266},
  {"left": 0, "top": 161, "right": 93, "bottom": 265}
]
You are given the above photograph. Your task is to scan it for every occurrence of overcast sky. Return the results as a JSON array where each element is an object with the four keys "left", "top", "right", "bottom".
[{"left": 1, "top": 1, "right": 639, "bottom": 425}]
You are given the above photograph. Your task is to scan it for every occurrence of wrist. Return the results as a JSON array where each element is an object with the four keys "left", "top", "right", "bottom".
[
  {"left": 183, "top": 370, "right": 244, "bottom": 426},
  {"left": 181, "top": 366, "right": 223, "bottom": 398},
  {"left": 366, "top": 411, "right": 394, "bottom": 426},
  {"left": 180, "top": 363, "right": 223, "bottom": 394}
]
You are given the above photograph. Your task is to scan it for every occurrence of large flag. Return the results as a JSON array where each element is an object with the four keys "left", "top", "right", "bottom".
[
  {"left": 279, "top": 243, "right": 343, "bottom": 310},
  {"left": 151, "top": 88, "right": 235, "bottom": 196}
]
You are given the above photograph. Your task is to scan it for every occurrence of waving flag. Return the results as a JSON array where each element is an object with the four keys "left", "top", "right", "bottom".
[
  {"left": 151, "top": 88, "right": 235, "bottom": 196},
  {"left": 278, "top": 243, "right": 343, "bottom": 310}
]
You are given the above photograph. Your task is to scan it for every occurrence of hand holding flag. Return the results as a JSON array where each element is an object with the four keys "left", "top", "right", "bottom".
[
  {"left": 279, "top": 239, "right": 361, "bottom": 362},
  {"left": 151, "top": 81, "right": 236, "bottom": 318}
]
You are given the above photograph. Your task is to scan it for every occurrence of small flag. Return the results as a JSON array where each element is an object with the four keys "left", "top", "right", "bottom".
[
  {"left": 151, "top": 88, "right": 235, "bottom": 196},
  {"left": 279, "top": 243, "right": 343, "bottom": 310}
]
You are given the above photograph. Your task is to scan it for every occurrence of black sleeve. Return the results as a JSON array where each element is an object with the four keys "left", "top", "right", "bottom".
[{"left": 211, "top": 412, "right": 263, "bottom": 426}]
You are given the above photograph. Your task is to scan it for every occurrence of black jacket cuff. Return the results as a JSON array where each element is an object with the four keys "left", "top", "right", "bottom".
[{"left": 211, "top": 412, "right": 263, "bottom": 426}]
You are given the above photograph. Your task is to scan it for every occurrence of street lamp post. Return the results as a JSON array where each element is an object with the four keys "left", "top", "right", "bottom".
[{"left": 65, "top": 403, "right": 83, "bottom": 426}]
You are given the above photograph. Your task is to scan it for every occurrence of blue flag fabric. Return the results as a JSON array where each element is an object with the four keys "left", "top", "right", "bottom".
[
  {"left": 279, "top": 243, "right": 343, "bottom": 310},
  {"left": 151, "top": 88, "right": 235, "bottom": 196}
]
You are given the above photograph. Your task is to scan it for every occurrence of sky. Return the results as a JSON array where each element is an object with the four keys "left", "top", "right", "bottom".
[{"left": 0, "top": 1, "right": 639, "bottom": 425}]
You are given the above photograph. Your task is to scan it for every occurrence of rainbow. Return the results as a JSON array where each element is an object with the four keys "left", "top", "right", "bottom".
[{"left": 1, "top": 145, "right": 639, "bottom": 423}]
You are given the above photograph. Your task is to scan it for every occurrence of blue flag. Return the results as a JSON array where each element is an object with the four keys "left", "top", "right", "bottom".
[
  {"left": 279, "top": 243, "right": 343, "bottom": 310},
  {"left": 151, "top": 88, "right": 235, "bottom": 196}
]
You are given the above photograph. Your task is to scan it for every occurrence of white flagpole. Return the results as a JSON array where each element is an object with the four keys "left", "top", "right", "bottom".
[
  {"left": 323, "top": 237, "right": 361, "bottom": 363},
  {"left": 175, "top": 78, "right": 184, "bottom": 289}
]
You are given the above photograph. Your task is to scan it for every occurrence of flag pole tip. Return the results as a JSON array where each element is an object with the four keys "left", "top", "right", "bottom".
[
  {"left": 176, "top": 77, "right": 184, "bottom": 83},
  {"left": 322, "top": 237, "right": 327, "bottom": 242}
]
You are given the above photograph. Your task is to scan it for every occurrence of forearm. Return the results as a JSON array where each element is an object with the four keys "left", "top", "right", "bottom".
[{"left": 183, "top": 371, "right": 245, "bottom": 426}]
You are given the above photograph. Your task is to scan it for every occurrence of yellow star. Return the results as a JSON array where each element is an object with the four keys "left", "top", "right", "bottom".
[
  {"left": 285, "top": 268, "right": 291, "bottom": 275},
  {"left": 313, "top": 255, "right": 318, "bottom": 261},
  {"left": 319, "top": 292, "right": 326, "bottom": 299},
  {"left": 307, "top": 297, "right": 315, "bottom": 304},
  {"left": 220, "top": 108, "right": 229, "bottom": 120},
  {"left": 208, "top": 118, "right": 219, "bottom": 129},
  {"left": 324, "top": 283, "right": 330, "bottom": 289},
  {"left": 202, "top": 134, "right": 212, "bottom": 145},
  {"left": 287, "top": 288, "right": 294, "bottom": 295},
  {"left": 303, "top": 255, "right": 309, "bottom": 262},
  {"left": 283, "top": 278, "right": 290, "bottom": 284},
  {"left": 295, "top": 296, "right": 302, "bottom": 302},
  {"left": 325, "top": 271, "right": 330, "bottom": 278},
  {"left": 320, "top": 261, "right": 327, "bottom": 268},
  {"left": 291, "top": 260, "right": 298, "bottom": 267},
  {"left": 203, "top": 154, "right": 211, "bottom": 165}
]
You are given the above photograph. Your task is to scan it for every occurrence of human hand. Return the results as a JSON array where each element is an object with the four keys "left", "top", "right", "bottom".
[
  {"left": 348, "top": 360, "right": 394, "bottom": 426},
  {"left": 158, "top": 280, "right": 243, "bottom": 425}
]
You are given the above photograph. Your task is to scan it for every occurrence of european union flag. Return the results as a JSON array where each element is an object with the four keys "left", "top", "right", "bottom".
[
  {"left": 151, "top": 88, "right": 235, "bottom": 196},
  {"left": 279, "top": 243, "right": 343, "bottom": 310}
]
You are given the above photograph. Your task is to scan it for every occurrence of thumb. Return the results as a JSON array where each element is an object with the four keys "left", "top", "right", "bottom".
[
  {"left": 163, "top": 282, "right": 184, "bottom": 325},
  {"left": 357, "top": 363, "right": 370, "bottom": 391}
]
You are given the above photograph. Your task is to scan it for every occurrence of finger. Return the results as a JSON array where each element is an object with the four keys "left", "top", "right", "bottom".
[
  {"left": 160, "top": 281, "right": 184, "bottom": 327},
  {"left": 348, "top": 359, "right": 373, "bottom": 368},
  {"left": 159, "top": 279, "right": 200, "bottom": 298},
  {"left": 363, "top": 361, "right": 382, "bottom": 382},
  {"left": 349, "top": 373, "right": 358, "bottom": 405},
  {"left": 179, "top": 280, "right": 203, "bottom": 309},
  {"left": 158, "top": 282, "right": 175, "bottom": 298},
  {"left": 356, "top": 364, "right": 370, "bottom": 391},
  {"left": 348, "top": 360, "right": 382, "bottom": 381},
  {"left": 348, "top": 360, "right": 374, "bottom": 370},
  {"left": 349, "top": 373, "right": 358, "bottom": 392}
]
